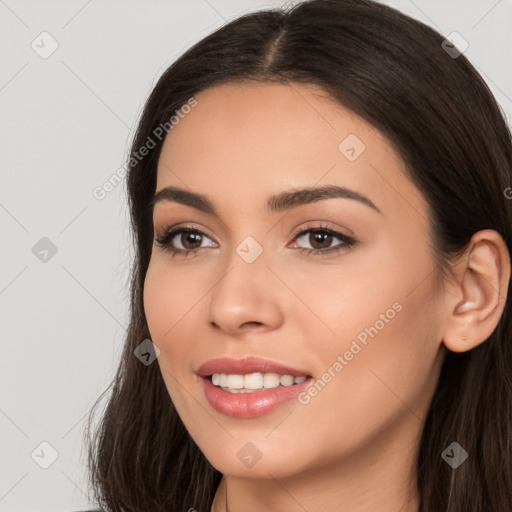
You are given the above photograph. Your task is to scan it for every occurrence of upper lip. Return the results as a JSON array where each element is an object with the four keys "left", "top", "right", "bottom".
[{"left": 197, "top": 356, "right": 311, "bottom": 378}]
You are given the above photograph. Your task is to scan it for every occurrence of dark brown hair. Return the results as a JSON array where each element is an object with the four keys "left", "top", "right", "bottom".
[{"left": 84, "top": 0, "right": 512, "bottom": 510}]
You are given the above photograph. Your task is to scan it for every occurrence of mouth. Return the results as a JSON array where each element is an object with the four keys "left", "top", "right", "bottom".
[{"left": 197, "top": 357, "right": 314, "bottom": 417}]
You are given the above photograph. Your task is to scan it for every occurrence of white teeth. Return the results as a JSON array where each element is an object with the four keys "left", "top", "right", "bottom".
[
  {"left": 280, "top": 375, "right": 295, "bottom": 386},
  {"left": 226, "top": 374, "right": 244, "bottom": 389},
  {"left": 263, "top": 373, "right": 280, "bottom": 389},
  {"left": 244, "top": 372, "right": 263, "bottom": 389},
  {"left": 210, "top": 372, "right": 308, "bottom": 392}
]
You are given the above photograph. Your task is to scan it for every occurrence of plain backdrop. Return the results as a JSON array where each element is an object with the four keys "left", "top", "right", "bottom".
[{"left": 0, "top": 0, "right": 511, "bottom": 510}]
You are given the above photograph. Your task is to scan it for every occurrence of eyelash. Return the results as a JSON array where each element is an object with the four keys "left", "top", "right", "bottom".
[{"left": 154, "top": 222, "right": 357, "bottom": 259}]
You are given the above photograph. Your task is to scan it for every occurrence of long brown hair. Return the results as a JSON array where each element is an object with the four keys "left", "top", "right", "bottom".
[{"left": 84, "top": 1, "right": 512, "bottom": 510}]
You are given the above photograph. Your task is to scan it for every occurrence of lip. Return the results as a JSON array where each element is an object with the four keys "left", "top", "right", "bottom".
[
  {"left": 197, "top": 356, "right": 310, "bottom": 378},
  {"left": 200, "top": 375, "right": 312, "bottom": 418},
  {"left": 197, "top": 357, "right": 312, "bottom": 418}
]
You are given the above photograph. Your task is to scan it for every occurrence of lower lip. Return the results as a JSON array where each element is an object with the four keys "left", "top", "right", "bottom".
[{"left": 201, "top": 376, "right": 312, "bottom": 418}]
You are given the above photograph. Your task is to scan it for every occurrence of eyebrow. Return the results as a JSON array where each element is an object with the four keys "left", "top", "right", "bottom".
[{"left": 150, "top": 184, "right": 382, "bottom": 215}]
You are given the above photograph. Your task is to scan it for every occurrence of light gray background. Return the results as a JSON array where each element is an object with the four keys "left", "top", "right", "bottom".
[{"left": 1, "top": 0, "right": 511, "bottom": 510}]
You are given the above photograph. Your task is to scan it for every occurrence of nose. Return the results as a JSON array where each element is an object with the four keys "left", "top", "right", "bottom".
[{"left": 206, "top": 256, "right": 285, "bottom": 337}]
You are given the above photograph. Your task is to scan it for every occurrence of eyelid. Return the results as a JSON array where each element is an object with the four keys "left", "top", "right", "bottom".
[
  {"left": 154, "top": 222, "right": 217, "bottom": 247},
  {"left": 154, "top": 220, "right": 357, "bottom": 257},
  {"left": 289, "top": 220, "right": 353, "bottom": 241},
  {"left": 155, "top": 220, "right": 351, "bottom": 240}
]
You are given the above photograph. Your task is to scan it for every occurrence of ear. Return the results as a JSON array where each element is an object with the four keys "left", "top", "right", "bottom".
[{"left": 442, "top": 229, "right": 511, "bottom": 353}]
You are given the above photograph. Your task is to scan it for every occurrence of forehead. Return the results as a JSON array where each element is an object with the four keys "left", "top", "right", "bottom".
[
  {"left": 155, "top": 82, "right": 426, "bottom": 223},
  {"left": 159, "top": 81, "right": 373, "bottom": 167}
]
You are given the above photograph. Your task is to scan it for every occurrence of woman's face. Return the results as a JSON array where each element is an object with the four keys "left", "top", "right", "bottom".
[{"left": 143, "top": 82, "right": 448, "bottom": 479}]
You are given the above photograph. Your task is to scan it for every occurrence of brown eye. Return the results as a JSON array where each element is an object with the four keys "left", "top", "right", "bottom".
[
  {"left": 307, "top": 231, "right": 334, "bottom": 250},
  {"left": 291, "top": 224, "right": 357, "bottom": 257},
  {"left": 154, "top": 226, "right": 217, "bottom": 257},
  {"left": 176, "top": 230, "right": 203, "bottom": 250}
]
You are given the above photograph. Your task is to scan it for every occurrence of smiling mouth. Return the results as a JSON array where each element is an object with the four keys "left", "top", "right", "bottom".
[{"left": 207, "top": 372, "right": 311, "bottom": 393}]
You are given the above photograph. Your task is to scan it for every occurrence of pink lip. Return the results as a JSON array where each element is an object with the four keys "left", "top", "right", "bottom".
[
  {"left": 200, "top": 375, "right": 312, "bottom": 418},
  {"left": 197, "top": 356, "right": 310, "bottom": 378},
  {"left": 197, "top": 356, "right": 312, "bottom": 418}
]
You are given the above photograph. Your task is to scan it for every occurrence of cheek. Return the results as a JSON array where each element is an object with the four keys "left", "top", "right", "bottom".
[
  {"left": 142, "top": 259, "right": 214, "bottom": 404},
  {"left": 327, "top": 263, "right": 441, "bottom": 416},
  {"left": 283, "top": 241, "right": 418, "bottom": 349},
  {"left": 143, "top": 263, "right": 169, "bottom": 340},
  {"left": 142, "top": 261, "right": 196, "bottom": 401},
  {"left": 294, "top": 239, "right": 443, "bottom": 414},
  {"left": 143, "top": 259, "right": 205, "bottom": 342},
  {"left": 142, "top": 261, "right": 198, "bottom": 412}
]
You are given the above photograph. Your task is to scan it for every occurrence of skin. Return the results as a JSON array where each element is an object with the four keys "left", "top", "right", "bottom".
[{"left": 143, "top": 82, "right": 510, "bottom": 512}]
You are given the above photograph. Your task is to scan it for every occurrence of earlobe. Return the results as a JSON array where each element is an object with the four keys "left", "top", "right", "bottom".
[{"left": 442, "top": 230, "right": 511, "bottom": 353}]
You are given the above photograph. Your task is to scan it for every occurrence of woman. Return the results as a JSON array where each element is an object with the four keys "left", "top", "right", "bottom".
[{"left": 84, "top": 0, "right": 512, "bottom": 510}]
